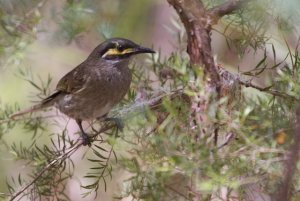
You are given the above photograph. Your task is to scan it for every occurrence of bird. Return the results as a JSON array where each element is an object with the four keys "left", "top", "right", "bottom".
[{"left": 10, "top": 38, "right": 155, "bottom": 146}]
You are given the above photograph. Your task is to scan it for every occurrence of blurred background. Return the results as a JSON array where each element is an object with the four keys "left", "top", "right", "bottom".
[
  {"left": 0, "top": 1, "right": 177, "bottom": 200},
  {"left": 1, "top": 0, "right": 300, "bottom": 200}
]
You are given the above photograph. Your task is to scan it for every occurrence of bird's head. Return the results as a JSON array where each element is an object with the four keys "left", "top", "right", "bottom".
[{"left": 89, "top": 38, "right": 155, "bottom": 61}]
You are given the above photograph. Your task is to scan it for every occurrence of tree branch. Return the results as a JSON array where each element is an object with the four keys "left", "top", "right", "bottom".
[
  {"left": 218, "top": 65, "right": 298, "bottom": 101},
  {"left": 274, "top": 109, "right": 300, "bottom": 201},
  {"left": 209, "top": 0, "right": 250, "bottom": 21},
  {"left": 239, "top": 79, "right": 299, "bottom": 101},
  {"left": 167, "top": 0, "right": 251, "bottom": 89},
  {"left": 167, "top": 0, "right": 220, "bottom": 88}
]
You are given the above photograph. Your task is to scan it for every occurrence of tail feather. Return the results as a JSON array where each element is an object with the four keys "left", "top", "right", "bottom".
[
  {"left": 10, "top": 103, "right": 44, "bottom": 119},
  {"left": 10, "top": 91, "right": 62, "bottom": 119}
]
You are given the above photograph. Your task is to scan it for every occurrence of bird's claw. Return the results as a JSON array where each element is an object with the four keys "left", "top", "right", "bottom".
[{"left": 81, "top": 133, "right": 91, "bottom": 146}]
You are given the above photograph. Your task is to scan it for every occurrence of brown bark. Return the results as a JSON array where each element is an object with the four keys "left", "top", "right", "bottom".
[
  {"left": 274, "top": 109, "right": 300, "bottom": 201},
  {"left": 167, "top": 0, "right": 250, "bottom": 90},
  {"left": 209, "top": 0, "right": 250, "bottom": 22},
  {"left": 167, "top": 0, "right": 220, "bottom": 89}
]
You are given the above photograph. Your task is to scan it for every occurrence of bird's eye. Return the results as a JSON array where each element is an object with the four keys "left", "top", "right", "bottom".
[
  {"left": 101, "top": 44, "right": 133, "bottom": 58},
  {"left": 117, "top": 45, "right": 124, "bottom": 52}
]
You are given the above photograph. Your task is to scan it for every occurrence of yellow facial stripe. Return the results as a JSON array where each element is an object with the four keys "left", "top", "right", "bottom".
[{"left": 102, "top": 48, "right": 134, "bottom": 58}]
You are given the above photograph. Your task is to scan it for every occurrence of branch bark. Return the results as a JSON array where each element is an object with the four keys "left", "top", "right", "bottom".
[
  {"left": 274, "top": 109, "right": 300, "bottom": 201},
  {"left": 239, "top": 79, "right": 299, "bottom": 101},
  {"left": 167, "top": 0, "right": 220, "bottom": 89},
  {"left": 167, "top": 0, "right": 250, "bottom": 90},
  {"left": 209, "top": 0, "right": 250, "bottom": 21}
]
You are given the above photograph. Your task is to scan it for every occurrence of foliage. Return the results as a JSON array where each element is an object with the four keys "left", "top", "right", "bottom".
[{"left": 0, "top": 0, "right": 300, "bottom": 201}]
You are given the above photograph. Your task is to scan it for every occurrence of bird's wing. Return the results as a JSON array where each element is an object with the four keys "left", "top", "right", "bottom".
[
  {"left": 56, "top": 65, "right": 87, "bottom": 94},
  {"left": 10, "top": 64, "right": 89, "bottom": 119},
  {"left": 41, "top": 63, "right": 90, "bottom": 107}
]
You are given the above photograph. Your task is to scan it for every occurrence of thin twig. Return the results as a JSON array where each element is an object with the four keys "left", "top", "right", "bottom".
[
  {"left": 217, "top": 132, "right": 236, "bottom": 150},
  {"left": 218, "top": 65, "right": 298, "bottom": 100},
  {"left": 9, "top": 122, "right": 116, "bottom": 201},
  {"left": 9, "top": 141, "right": 82, "bottom": 201},
  {"left": 239, "top": 79, "right": 299, "bottom": 101}
]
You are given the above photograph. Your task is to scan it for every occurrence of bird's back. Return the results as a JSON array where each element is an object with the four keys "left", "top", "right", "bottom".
[{"left": 54, "top": 58, "right": 132, "bottom": 120}]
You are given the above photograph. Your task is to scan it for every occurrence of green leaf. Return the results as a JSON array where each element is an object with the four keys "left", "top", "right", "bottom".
[
  {"left": 93, "top": 144, "right": 108, "bottom": 152},
  {"left": 92, "top": 149, "right": 108, "bottom": 160}
]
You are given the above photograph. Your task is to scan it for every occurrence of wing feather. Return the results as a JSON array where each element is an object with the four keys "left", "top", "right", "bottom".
[{"left": 56, "top": 64, "right": 87, "bottom": 93}]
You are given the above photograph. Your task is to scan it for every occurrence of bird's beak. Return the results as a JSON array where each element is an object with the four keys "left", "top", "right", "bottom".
[{"left": 134, "top": 46, "right": 155, "bottom": 54}]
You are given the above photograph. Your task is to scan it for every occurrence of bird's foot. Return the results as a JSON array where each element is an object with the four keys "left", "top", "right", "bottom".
[
  {"left": 104, "top": 117, "right": 124, "bottom": 132},
  {"left": 81, "top": 132, "right": 92, "bottom": 146}
]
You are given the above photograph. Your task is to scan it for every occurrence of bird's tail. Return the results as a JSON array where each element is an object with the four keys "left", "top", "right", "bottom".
[
  {"left": 9, "top": 91, "right": 61, "bottom": 119},
  {"left": 10, "top": 103, "right": 45, "bottom": 119}
]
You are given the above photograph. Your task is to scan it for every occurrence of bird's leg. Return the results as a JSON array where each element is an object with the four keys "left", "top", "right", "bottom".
[{"left": 76, "top": 119, "right": 91, "bottom": 146}]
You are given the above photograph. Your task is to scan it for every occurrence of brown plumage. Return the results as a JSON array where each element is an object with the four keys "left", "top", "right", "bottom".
[{"left": 10, "top": 38, "right": 155, "bottom": 145}]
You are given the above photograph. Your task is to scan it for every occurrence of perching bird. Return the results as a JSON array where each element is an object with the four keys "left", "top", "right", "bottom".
[{"left": 10, "top": 38, "right": 155, "bottom": 146}]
